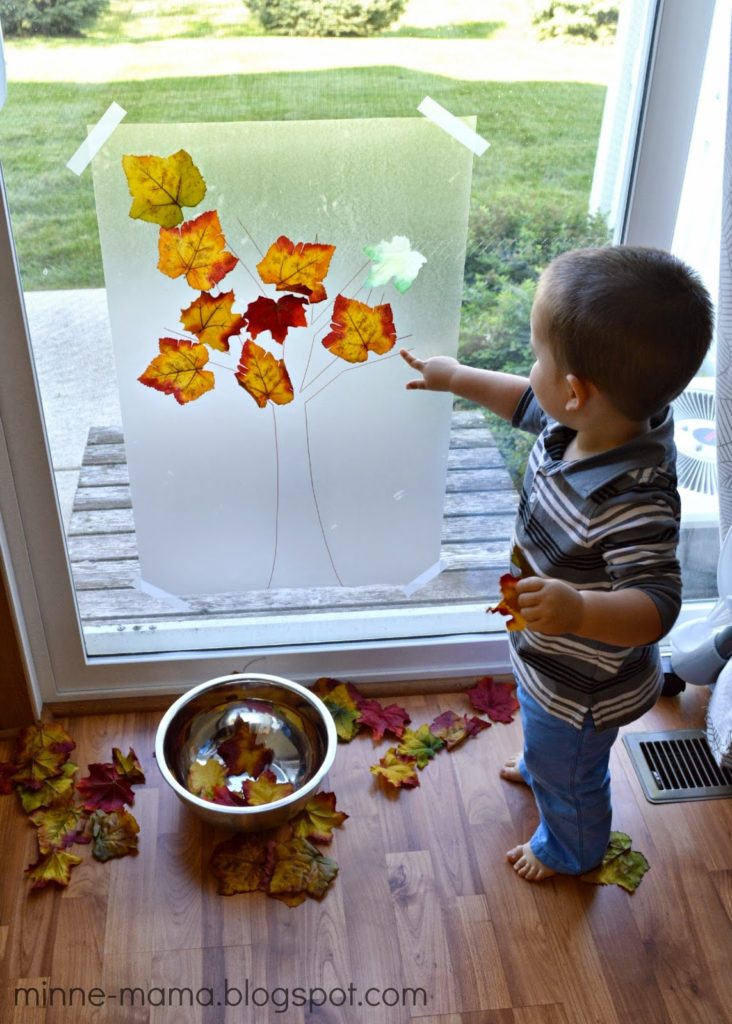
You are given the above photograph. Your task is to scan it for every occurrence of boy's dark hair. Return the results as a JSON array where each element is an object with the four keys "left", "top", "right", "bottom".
[{"left": 537, "top": 246, "right": 714, "bottom": 420}]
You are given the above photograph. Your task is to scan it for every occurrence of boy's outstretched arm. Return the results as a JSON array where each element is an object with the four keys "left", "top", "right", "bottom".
[{"left": 400, "top": 349, "right": 530, "bottom": 423}]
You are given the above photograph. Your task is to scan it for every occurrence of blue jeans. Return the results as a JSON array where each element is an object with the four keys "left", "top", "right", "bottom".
[{"left": 516, "top": 683, "right": 618, "bottom": 875}]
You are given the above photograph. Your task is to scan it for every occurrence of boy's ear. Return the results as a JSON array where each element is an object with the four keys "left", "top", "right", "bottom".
[{"left": 564, "top": 373, "right": 594, "bottom": 412}]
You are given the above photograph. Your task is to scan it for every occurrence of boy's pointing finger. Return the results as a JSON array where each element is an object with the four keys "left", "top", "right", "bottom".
[{"left": 400, "top": 348, "right": 423, "bottom": 370}]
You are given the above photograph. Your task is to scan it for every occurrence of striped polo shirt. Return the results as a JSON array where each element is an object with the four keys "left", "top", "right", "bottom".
[{"left": 508, "top": 387, "right": 682, "bottom": 731}]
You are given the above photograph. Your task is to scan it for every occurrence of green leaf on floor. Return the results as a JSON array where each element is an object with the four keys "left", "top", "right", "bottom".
[{"left": 581, "top": 831, "right": 650, "bottom": 893}]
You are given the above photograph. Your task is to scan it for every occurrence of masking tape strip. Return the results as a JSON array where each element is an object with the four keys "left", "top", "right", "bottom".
[
  {"left": 402, "top": 558, "right": 445, "bottom": 598},
  {"left": 417, "top": 96, "right": 489, "bottom": 157},
  {"left": 66, "top": 101, "right": 127, "bottom": 176},
  {"left": 134, "top": 577, "right": 191, "bottom": 613}
]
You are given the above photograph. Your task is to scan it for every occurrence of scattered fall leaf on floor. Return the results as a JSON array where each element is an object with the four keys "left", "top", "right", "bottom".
[
  {"left": 235, "top": 339, "right": 294, "bottom": 408},
  {"left": 210, "top": 833, "right": 272, "bottom": 895},
  {"left": 242, "top": 770, "right": 295, "bottom": 807},
  {"left": 370, "top": 748, "right": 420, "bottom": 789},
  {"left": 76, "top": 762, "right": 136, "bottom": 813},
  {"left": 25, "top": 849, "right": 84, "bottom": 890},
  {"left": 291, "top": 792, "right": 349, "bottom": 844},
  {"left": 467, "top": 676, "right": 520, "bottom": 724},
  {"left": 356, "top": 698, "right": 411, "bottom": 742},
  {"left": 256, "top": 235, "right": 335, "bottom": 304},
  {"left": 268, "top": 837, "right": 339, "bottom": 905},
  {"left": 244, "top": 294, "right": 308, "bottom": 344},
  {"left": 16, "top": 762, "right": 78, "bottom": 814},
  {"left": 430, "top": 710, "right": 491, "bottom": 750},
  {"left": 488, "top": 573, "right": 527, "bottom": 631},
  {"left": 581, "top": 831, "right": 650, "bottom": 893},
  {"left": 90, "top": 808, "right": 140, "bottom": 862},
  {"left": 122, "top": 150, "right": 206, "bottom": 228},
  {"left": 112, "top": 747, "right": 146, "bottom": 786},
  {"left": 187, "top": 758, "right": 229, "bottom": 800},
  {"left": 320, "top": 683, "right": 362, "bottom": 742},
  {"left": 12, "top": 722, "right": 76, "bottom": 791},
  {"left": 179, "top": 290, "right": 246, "bottom": 352},
  {"left": 322, "top": 295, "right": 396, "bottom": 364},
  {"left": 158, "top": 209, "right": 238, "bottom": 291},
  {"left": 397, "top": 725, "right": 445, "bottom": 768},
  {"left": 29, "top": 805, "right": 90, "bottom": 854},
  {"left": 312, "top": 677, "right": 363, "bottom": 705},
  {"left": 217, "top": 718, "right": 274, "bottom": 778},
  {"left": 363, "top": 235, "right": 426, "bottom": 293},
  {"left": 138, "top": 338, "right": 215, "bottom": 405},
  {"left": 0, "top": 761, "right": 17, "bottom": 795}
]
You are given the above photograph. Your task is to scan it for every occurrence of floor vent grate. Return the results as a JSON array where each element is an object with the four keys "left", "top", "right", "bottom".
[{"left": 623, "top": 730, "right": 732, "bottom": 803}]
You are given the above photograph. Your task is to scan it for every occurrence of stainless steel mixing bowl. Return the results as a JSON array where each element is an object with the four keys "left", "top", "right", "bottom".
[{"left": 154, "top": 673, "right": 338, "bottom": 831}]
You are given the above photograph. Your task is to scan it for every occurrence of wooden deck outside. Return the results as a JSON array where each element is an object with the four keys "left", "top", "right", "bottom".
[{"left": 67, "top": 409, "right": 520, "bottom": 628}]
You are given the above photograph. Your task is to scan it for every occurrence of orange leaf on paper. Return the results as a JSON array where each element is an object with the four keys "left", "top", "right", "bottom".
[
  {"left": 25, "top": 849, "right": 83, "bottom": 889},
  {"left": 235, "top": 339, "right": 294, "bottom": 408},
  {"left": 245, "top": 294, "right": 308, "bottom": 344},
  {"left": 138, "top": 338, "right": 214, "bottom": 405},
  {"left": 217, "top": 719, "right": 274, "bottom": 778},
  {"left": 291, "top": 792, "right": 348, "bottom": 844},
  {"left": 256, "top": 235, "right": 335, "bottom": 304},
  {"left": 322, "top": 294, "right": 396, "bottom": 364},
  {"left": 180, "top": 290, "right": 246, "bottom": 352},
  {"left": 370, "top": 748, "right": 420, "bottom": 789},
  {"left": 242, "top": 769, "right": 294, "bottom": 806},
  {"left": 158, "top": 209, "right": 237, "bottom": 291},
  {"left": 488, "top": 573, "right": 527, "bottom": 631},
  {"left": 122, "top": 150, "right": 206, "bottom": 228}
]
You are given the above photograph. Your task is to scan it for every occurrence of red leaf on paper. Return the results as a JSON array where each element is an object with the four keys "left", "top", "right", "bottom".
[
  {"left": 256, "top": 235, "right": 335, "bottom": 304},
  {"left": 75, "top": 762, "right": 135, "bottom": 812},
  {"left": 245, "top": 294, "right": 308, "bottom": 345},
  {"left": 488, "top": 573, "right": 527, "bottom": 631},
  {"left": 357, "top": 698, "right": 411, "bottom": 741},
  {"left": 322, "top": 294, "right": 396, "bottom": 364},
  {"left": 466, "top": 676, "right": 520, "bottom": 724},
  {"left": 235, "top": 339, "right": 294, "bottom": 408}
]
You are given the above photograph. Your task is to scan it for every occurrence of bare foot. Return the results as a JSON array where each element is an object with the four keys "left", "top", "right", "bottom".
[
  {"left": 499, "top": 752, "right": 527, "bottom": 784},
  {"left": 506, "top": 843, "right": 556, "bottom": 882}
]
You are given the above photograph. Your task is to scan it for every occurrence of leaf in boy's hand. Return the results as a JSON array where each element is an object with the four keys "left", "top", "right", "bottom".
[
  {"left": 581, "top": 831, "right": 650, "bottom": 893},
  {"left": 488, "top": 574, "right": 527, "bottom": 631},
  {"left": 467, "top": 676, "right": 520, "bottom": 724}
]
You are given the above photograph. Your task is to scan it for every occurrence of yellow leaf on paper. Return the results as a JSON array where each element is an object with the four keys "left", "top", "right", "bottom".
[
  {"left": 122, "top": 149, "right": 206, "bottom": 228},
  {"left": 180, "top": 290, "right": 246, "bottom": 353},
  {"left": 256, "top": 235, "right": 335, "bottom": 304},
  {"left": 158, "top": 209, "right": 237, "bottom": 291},
  {"left": 322, "top": 295, "right": 396, "bottom": 364},
  {"left": 235, "top": 339, "right": 294, "bottom": 408},
  {"left": 138, "top": 338, "right": 215, "bottom": 405}
]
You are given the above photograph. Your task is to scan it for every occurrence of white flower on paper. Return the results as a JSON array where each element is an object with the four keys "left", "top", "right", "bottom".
[{"left": 363, "top": 235, "right": 427, "bottom": 294}]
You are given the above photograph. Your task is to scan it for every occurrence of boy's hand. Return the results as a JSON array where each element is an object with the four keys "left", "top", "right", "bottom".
[
  {"left": 515, "top": 577, "right": 584, "bottom": 635},
  {"left": 400, "top": 349, "right": 459, "bottom": 392}
]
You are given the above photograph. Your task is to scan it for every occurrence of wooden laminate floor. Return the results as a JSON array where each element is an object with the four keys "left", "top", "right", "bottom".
[{"left": 1, "top": 683, "right": 730, "bottom": 1024}]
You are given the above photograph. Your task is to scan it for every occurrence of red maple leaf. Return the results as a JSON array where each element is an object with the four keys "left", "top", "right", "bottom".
[
  {"left": 245, "top": 295, "right": 308, "bottom": 344},
  {"left": 466, "top": 676, "right": 520, "bottom": 724},
  {"left": 357, "top": 698, "right": 411, "bottom": 741},
  {"left": 75, "top": 763, "right": 135, "bottom": 812},
  {"left": 210, "top": 785, "right": 248, "bottom": 807}
]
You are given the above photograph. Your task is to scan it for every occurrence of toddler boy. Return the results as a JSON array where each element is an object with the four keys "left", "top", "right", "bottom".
[{"left": 401, "top": 246, "right": 713, "bottom": 881}]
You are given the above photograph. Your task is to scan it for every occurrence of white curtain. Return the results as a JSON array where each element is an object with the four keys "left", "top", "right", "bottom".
[{"left": 718, "top": 14, "right": 732, "bottom": 538}]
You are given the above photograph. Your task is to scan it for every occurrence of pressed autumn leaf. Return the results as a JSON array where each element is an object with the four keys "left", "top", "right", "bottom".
[
  {"left": 488, "top": 573, "right": 527, "bottom": 631},
  {"left": 122, "top": 150, "right": 206, "bottom": 228},
  {"left": 429, "top": 710, "right": 491, "bottom": 750},
  {"left": 235, "top": 339, "right": 294, "bottom": 409},
  {"left": 138, "top": 338, "right": 215, "bottom": 405},
  {"left": 76, "top": 762, "right": 135, "bottom": 813},
  {"left": 242, "top": 769, "right": 295, "bottom": 806},
  {"left": 363, "top": 235, "right": 427, "bottom": 293},
  {"left": 158, "top": 209, "right": 237, "bottom": 291},
  {"left": 29, "top": 805, "right": 89, "bottom": 854},
  {"left": 180, "top": 290, "right": 246, "bottom": 353},
  {"left": 13, "top": 722, "right": 76, "bottom": 791},
  {"left": 268, "top": 837, "right": 339, "bottom": 903},
  {"left": 370, "top": 748, "right": 420, "bottom": 789},
  {"left": 322, "top": 684, "right": 361, "bottom": 742},
  {"left": 322, "top": 295, "right": 396, "bottom": 364},
  {"left": 245, "top": 294, "right": 308, "bottom": 345},
  {"left": 210, "top": 833, "right": 272, "bottom": 895},
  {"left": 291, "top": 792, "right": 348, "bottom": 844},
  {"left": 90, "top": 808, "right": 140, "bottom": 862},
  {"left": 187, "top": 758, "right": 228, "bottom": 800},
  {"left": 356, "top": 698, "right": 411, "bottom": 742},
  {"left": 17, "top": 762, "right": 78, "bottom": 814},
  {"left": 581, "top": 832, "right": 650, "bottom": 893},
  {"left": 256, "top": 235, "right": 335, "bottom": 304},
  {"left": 467, "top": 676, "right": 520, "bottom": 724},
  {"left": 112, "top": 747, "right": 146, "bottom": 785},
  {"left": 217, "top": 719, "right": 274, "bottom": 778},
  {"left": 397, "top": 725, "right": 445, "bottom": 769},
  {"left": 25, "top": 849, "right": 83, "bottom": 889}
]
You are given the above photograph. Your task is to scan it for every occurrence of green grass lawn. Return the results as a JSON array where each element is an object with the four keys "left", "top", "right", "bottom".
[{"left": 0, "top": 69, "right": 604, "bottom": 290}]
